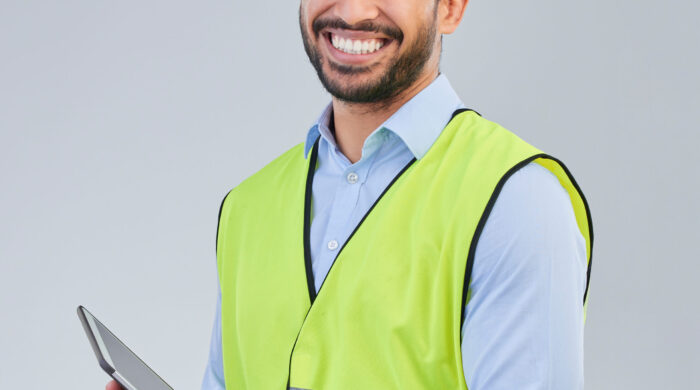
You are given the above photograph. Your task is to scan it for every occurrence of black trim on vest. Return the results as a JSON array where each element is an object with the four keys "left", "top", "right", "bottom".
[
  {"left": 545, "top": 155, "right": 595, "bottom": 304},
  {"left": 451, "top": 108, "right": 481, "bottom": 120},
  {"left": 303, "top": 137, "right": 321, "bottom": 303},
  {"left": 316, "top": 156, "right": 417, "bottom": 299},
  {"left": 302, "top": 137, "right": 418, "bottom": 304},
  {"left": 215, "top": 189, "right": 233, "bottom": 257},
  {"left": 288, "top": 137, "right": 417, "bottom": 389},
  {"left": 287, "top": 137, "right": 320, "bottom": 390},
  {"left": 458, "top": 151, "right": 595, "bottom": 333}
]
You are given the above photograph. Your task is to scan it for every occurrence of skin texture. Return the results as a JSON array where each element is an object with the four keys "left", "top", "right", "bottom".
[
  {"left": 104, "top": 2, "right": 468, "bottom": 389},
  {"left": 299, "top": 0, "right": 469, "bottom": 162}
]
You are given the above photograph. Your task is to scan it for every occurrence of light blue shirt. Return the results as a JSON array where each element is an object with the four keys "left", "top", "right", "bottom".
[{"left": 202, "top": 75, "right": 587, "bottom": 389}]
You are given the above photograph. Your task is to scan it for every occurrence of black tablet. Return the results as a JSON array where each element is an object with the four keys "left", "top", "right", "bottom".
[{"left": 77, "top": 305, "right": 174, "bottom": 390}]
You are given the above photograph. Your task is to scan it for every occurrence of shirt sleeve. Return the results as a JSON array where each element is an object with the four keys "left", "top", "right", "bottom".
[
  {"left": 201, "top": 287, "right": 226, "bottom": 390},
  {"left": 460, "top": 162, "right": 588, "bottom": 389}
]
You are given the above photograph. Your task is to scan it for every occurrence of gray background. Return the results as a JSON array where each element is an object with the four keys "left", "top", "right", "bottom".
[{"left": 1, "top": 0, "right": 698, "bottom": 389}]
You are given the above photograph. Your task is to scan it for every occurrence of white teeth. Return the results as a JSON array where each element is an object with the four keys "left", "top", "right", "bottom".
[{"left": 330, "top": 34, "right": 385, "bottom": 55}]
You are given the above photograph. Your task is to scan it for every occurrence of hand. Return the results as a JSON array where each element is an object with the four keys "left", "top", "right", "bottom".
[{"left": 106, "top": 380, "right": 124, "bottom": 390}]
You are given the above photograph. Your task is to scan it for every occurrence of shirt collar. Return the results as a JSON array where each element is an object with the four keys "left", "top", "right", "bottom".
[
  {"left": 304, "top": 74, "right": 464, "bottom": 159},
  {"left": 304, "top": 104, "right": 334, "bottom": 158}
]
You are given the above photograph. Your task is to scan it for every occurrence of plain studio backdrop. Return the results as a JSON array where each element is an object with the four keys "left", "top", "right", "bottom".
[{"left": 1, "top": 0, "right": 698, "bottom": 388}]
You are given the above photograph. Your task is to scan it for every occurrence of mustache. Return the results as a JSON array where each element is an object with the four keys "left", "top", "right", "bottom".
[{"left": 312, "top": 17, "right": 403, "bottom": 42}]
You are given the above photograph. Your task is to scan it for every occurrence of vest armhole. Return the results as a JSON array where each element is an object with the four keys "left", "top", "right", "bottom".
[
  {"left": 459, "top": 154, "right": 594, "bottom": 335},
  {"left": 533, "top": 155, "right": 595, "bottom": 307},
  {"left": 216, "top": 189, "right": 234, "bottom": 259}
]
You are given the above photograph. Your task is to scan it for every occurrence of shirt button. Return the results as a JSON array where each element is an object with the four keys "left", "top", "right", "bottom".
[
  {"left": 327, "top": 240, "right": 339, "bottom": 251},
  {"left": 346, "top": 172, "right": 359, "bottom": 184}
]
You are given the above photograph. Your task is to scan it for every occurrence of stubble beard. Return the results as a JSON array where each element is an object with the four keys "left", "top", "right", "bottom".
[{"left": 299, "top": 9, "right": 438, "bottom": 107}]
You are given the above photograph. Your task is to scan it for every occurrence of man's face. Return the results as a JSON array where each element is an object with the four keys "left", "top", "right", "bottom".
[{"left": 300, "top": 0, "right": 440, "bottom": 104}]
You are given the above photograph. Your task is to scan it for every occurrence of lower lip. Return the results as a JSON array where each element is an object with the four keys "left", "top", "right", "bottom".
[{"left": 323, "top": 33, "right": 392, "bottom": 66}]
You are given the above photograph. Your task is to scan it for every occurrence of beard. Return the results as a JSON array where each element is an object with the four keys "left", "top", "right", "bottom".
[{"left": 299, "top": 10, "right": 438, "bottom": 105}]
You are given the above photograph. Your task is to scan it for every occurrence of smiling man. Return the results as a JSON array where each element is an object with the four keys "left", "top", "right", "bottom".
[{"left": 106, "top": 1, "right": 592, "bottom": 389}]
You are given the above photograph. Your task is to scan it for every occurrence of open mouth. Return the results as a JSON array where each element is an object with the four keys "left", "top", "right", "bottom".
[{"left": 324, "top": 31, "right": 392, "bottom": 56}]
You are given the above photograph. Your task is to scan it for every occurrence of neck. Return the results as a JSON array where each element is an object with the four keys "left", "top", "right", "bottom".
[{"left": 331, "top": 69, "right": 439, "bottom": 164}]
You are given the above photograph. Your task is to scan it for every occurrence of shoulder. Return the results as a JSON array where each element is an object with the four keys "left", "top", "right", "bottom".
[
  {"left": 468, "top": 161, "right": 588, "bottom": 298},
  {"left": 492, "top": 161, "right": 576, "bottom": 229},
  {"left": 226, "top": 141, "right": 306, "bottom": 196},
  {"left": 239, "top": 142, "right": 307, "bottom": 187},
  {"left": 218, "top": 141, "right": 306, "bottom": 219}
]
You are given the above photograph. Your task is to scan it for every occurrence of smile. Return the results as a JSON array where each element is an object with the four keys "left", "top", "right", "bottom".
[
  {"left": 330, "top": 33, "right": 386, "bottom": 55},
  {"left": 322, "top": 28, "right": 394, "bottom": 60}
]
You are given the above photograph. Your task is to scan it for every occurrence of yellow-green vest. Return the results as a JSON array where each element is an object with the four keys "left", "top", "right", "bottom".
[{"left": 216, "top": 109, "right": 593, "bottom": 390}]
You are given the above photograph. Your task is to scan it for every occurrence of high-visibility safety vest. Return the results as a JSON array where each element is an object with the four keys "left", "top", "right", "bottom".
[{"left": 216, "top": 109, "right": 593, "bottom": 390}]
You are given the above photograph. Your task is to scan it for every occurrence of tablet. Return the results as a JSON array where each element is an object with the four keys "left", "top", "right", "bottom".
[{"left": 77, "top": 305, "right": 174, "bottom": 390}]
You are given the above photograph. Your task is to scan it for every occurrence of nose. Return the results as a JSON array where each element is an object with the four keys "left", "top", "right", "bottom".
[{"left": 331, "top": 0, "right": 380, "bottom": 26}]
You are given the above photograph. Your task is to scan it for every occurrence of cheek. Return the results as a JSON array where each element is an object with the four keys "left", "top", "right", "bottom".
[
  {"left": 302, "top": 0, "right": 333, "bottom": 26},
  {"left": 299, "top": 2, "right": 316, "bottom": 32},
  {"left": 380, "top": 2, "right": 431, "bottom": 43}
]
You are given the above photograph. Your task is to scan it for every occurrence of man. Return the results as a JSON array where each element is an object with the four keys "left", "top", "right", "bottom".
[{"left": 106, "top": 0, "right": 592, "bottom": 389}]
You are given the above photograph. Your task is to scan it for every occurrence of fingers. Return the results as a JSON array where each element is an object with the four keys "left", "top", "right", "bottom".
[{"left": 106, "top": 379, "right": 124, "bottom": 390}]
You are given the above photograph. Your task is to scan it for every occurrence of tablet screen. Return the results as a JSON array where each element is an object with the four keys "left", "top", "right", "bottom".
[{"left": 79, "top": 306, "right": 173, "bottom": 390}]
